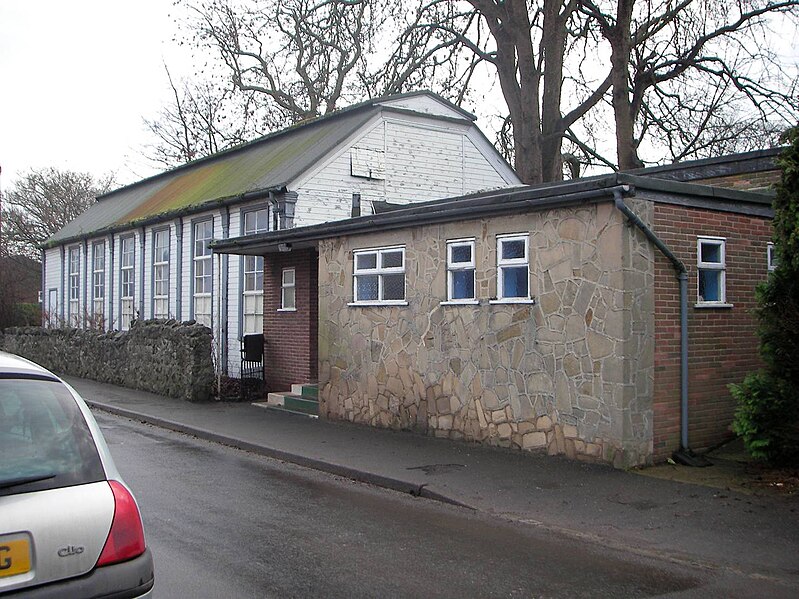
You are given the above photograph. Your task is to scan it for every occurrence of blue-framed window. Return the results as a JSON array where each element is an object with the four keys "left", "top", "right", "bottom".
[
  {"left": 242, "top": 208, "right": 268, "bottom": 334},
  {"left": 496, "top": 234, "right": 530, "bottom": 301},
  {"left": 68, "top": 246, "right": 80, "bottom": 326},
  {"left": 120, "top": 236, "right": 135, "bottom": 330},
  {"left": 92, "top": 241, "right": 105, "bottom": 323},
  {"left": 697, "top": 236, "right": 726, "bottom": 304},
  {"left": 446, "top": 238, "right": 476, "bottom": 302},
  {"left": 353, "top": 246, "right": 405, "bottom": 304},
  {"left": 153, "top": 229, "right": 170, "bottom": 319},
  {"left": 192, "top": 220, "right": 213, "bottom": 326}
]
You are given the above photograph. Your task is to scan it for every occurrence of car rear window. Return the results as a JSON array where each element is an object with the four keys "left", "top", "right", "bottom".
[{"left": 0, "top": 378, "right": 105, "bottom": 496}]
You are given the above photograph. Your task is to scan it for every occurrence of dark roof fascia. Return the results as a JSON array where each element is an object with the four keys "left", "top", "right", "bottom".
[
  {"left": 625, "top": 147, "right": 782, "bottom": 181},
  {"left": 620, "top": 173, "right": 774, "bottom": 217},
  {"left": 42, "top": 187, "right": 281, "bottom": 250},
  {"left": 211, "top": 178, "right": 632, "bottom": 255},
  {"left": 212, "top": 172, "right": 777, "bottom": 256}
]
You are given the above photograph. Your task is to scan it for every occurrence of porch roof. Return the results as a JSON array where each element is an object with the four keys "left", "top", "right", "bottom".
[{"left": 210, "top": 173, "right": 774, "bottom": 257}]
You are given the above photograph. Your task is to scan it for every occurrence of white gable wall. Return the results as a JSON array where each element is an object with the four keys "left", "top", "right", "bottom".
[{"left": 291, "top": 111, "right": 518, "bottom": 227}]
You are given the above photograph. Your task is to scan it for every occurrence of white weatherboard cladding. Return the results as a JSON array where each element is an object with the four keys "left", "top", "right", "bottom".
[
  {"left": 293, "top": 114, "right": 511, "bottom": 226},
  {"left": 383, "top": 120, "right": 465, "bottom": 201},
  {"left": 227, "top": 209, "right": 243, "bottom": 377},
  {"left": 463, "top": 133, "right": 515, "bottom": 190},
  {"left": 44, "top": 247, "right": 61, "bottom": 323}
]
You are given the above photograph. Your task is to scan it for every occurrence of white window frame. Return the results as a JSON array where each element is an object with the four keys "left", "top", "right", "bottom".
[
  {"left": 92, "top": 241, "right": 105, "bottom": 322},
  {"left": 241, "top": 208, "right": 269, "bottom": 334},
  {"left": 192, "top": 220, "right": 213, "bottom": 327},
  {"left": 443, "top": 238, "right": 477, "bottom": 305},
  {"left": 153, "top": 229, "right": 170, "bottom": 319},
  {"left": 120, "top": 236, "right": 135, "bottom": 330},
  {"left": 280, "top": 268, "right": 296, "bottom": 311},
  {"left": 767, "top": 242, "right": 777, "bottom": 272},
  {"left": 68, "top": 246, "right": 80, "bottom": 327},
  {"left": 350, "top": 246, "right": 407, "bottom": 306},
  {"left": 492, "top": 233, "right": 533, "bottom": 304},
  {"left": 696, "top": 236, "right": 729, "bottom": 307}
]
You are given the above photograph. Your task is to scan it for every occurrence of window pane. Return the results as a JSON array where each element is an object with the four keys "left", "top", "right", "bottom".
[
  {"left": 502, "top": 266, "right": 528, "bottom": 298},
  {"left": 356, "top": 252, "right": 377, "bottom": 271},
  {"left": 700, "top": 242, "right": 721, "bottom": 264},
  {"left": 381, "top": 250, "right": 403, "bottom": 269},
  {"left": 356, "top": 274, "right": 379, "bottom": 301},
  {"left": 283, "top": 269, "right": 295, "bottom": 286},
  {"left": 699, "top": 270, "right": 721, "bottom": 301},
  {"left": 451, "top": 244, "right": 472, "bottom": 264},
  {"left": 256, "top": 209, "right": 268, "bottom": 232},
  {"left": 283, "top": 287, "right": 295, "bottom": 310},
  {"left": 244, "top": 272, "right": 256, "bottom": 292},
  {"left": 452, "top": 270, "right": 475, "bottom": 300},
  {"left": 382, "top": 273, "right": 405, "bottom": 300},
  {"left": 501, "top": 239, "right": 526, "bottom": 260}
]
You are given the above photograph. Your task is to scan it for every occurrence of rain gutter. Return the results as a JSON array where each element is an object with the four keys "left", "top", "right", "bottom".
[
  {"left": 612, "top": 190, "right": 709, "bottom": 467},
  {"left": 42, "top": 187, "right": 281, "bottom": 250}
]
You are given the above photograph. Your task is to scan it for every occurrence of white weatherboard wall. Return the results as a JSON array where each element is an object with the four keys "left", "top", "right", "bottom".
[{"left": 291, "top": 113, "right": 517, "bottom": 227}]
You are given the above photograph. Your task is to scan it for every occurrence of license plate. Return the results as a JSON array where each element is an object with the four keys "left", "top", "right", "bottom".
[{"left": 0, "top": 538, "right": 31, "bottom": 577}]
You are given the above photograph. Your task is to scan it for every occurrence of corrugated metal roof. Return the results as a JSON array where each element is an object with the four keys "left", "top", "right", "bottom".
[{"left": 47, "top": 105, "right": 382, "bottom": 245}]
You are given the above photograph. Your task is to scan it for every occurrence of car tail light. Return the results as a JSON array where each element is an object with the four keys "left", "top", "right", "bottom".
[{"left": 96, "top": 481, "right": 146, "bottom": 567}]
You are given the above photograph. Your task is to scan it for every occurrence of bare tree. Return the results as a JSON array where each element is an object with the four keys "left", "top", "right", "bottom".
[
  {"left": 142, "top": 66, "right": 275, "bottom": 168},
  {"left": 180, "top": 0, "right": 386, "bottom": 121},
  {"left": 151, "top": 0, "right": 798, "bottom": 180},
  {"left": 580, "top": 0, "right": 799, "bottom": 170},
  {"left": 0, "top": 168, "right": 115, "bottom": 260}
]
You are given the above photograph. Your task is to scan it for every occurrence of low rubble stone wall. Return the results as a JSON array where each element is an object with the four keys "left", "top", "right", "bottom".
[{"left": 0, "top": 320, "right": 214, "bottom": 402}]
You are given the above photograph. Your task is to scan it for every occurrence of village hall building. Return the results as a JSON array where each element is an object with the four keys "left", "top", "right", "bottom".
[{"left": 41, "top": 92, "right": 520, "bottom": 376}]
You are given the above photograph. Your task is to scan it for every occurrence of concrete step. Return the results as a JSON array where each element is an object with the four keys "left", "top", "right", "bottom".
[
  {"left": 290, "top": 383, "right": 318, "bottom": 400},
  {"left": 262, "top": 390, "right": 318, "bottom": 416}
]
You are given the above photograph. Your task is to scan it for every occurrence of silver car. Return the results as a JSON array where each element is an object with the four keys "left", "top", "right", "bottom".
[{"left": 0, "top": 352, "right": 154, "bottom": 597}]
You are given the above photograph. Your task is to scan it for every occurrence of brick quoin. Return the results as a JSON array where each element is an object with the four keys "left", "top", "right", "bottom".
[
  {"left": 652, "top": 203, "right": 772, "bottom": 461},
  {"left": 263, "top": 248, "right": 318, "bottom": 393}
]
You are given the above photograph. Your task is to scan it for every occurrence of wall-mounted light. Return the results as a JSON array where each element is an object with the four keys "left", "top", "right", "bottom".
[{"left": 278, "top": 242, "right": 292, "bottom": 253}]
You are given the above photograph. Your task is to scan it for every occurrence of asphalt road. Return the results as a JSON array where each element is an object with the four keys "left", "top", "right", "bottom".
[{"left": 94, "top": 411, "right": 768, "bottom": 598}]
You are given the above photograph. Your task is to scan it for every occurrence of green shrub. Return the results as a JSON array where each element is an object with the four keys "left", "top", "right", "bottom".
[
  {"left": 13, "top": 303, "right": 41, "bottom": 327},
  {"left": 732, "top": 127, "right": 799, "bottom": 465},
  {"left": 731, "top": 372, "right": 799, "bottom": 465}
]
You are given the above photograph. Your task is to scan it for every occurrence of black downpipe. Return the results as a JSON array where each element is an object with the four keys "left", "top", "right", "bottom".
[{"left": 612, "top": 191, "right": 710, "bottom": 467}]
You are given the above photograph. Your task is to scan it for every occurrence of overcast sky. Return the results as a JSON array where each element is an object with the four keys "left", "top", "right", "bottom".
[
  {"left": 1, "top": 2, "right": 797, "bottom": 194},
  {"left": 0, "top": 0, "right": 194, "bottom": 189}
]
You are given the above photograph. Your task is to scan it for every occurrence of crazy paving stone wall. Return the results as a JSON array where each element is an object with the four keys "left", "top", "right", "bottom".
[
  {"left": 0, "top": 319, "right": 214, "bottom": 402},
  {"left": 318, "top": 199, "right": 656, "bottom": 467}
]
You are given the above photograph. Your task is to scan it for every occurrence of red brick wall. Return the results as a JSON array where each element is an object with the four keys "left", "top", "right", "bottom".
[
  {"left": 695, "top": 170, "right": 780, "bottom": 192},
  {"left": 652, "top": 204, "right": 772, "bottom": 460},
  {"left": 263, "top": 248, "right": 318, "bottom": 392}
]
